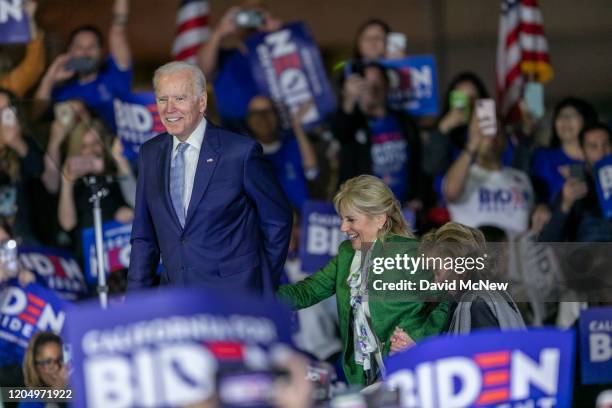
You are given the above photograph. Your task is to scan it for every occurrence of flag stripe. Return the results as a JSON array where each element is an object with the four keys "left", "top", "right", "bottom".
[
  {"left": 174, "top": 44, "right": 203, "bottom": 62},
  {"left": 172, "top": 27, "right": 210, "bottom": 56},
  {"left": 172, "top": 0, "right": 210, "bottom": 62},
  {"left": 177, "top": 15, "right": 209, "bottom": 35},
  {"left": 176, "top": 1, "right": 209, "bottom": 25},
  {"left": 496, "top": 0, "right": 553, "bottom": 121}
]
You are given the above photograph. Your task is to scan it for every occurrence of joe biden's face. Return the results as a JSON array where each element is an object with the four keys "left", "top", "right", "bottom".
[{"left": 155, "top": 70, "right": 206, "bottom": 141}]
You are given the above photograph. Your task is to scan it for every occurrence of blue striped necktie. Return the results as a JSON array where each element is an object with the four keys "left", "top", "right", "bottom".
[{"left": 170, "top": 142, "right": 189, "bottom": 227}]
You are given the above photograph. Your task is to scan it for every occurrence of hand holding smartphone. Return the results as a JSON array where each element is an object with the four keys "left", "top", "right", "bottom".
[
  {"left": 475, "top": 98, "right": 497, "bottom": 137},
  {"left": 450, "top": 90, "right": 471, "bottom": 122},
  {"left": 54, "top": 102, "right": 75, "bottom": 128},
  {"left": 524, "top": 82, "right": 545, "bottom": 119},
  {"left": 67, "top": 155, "right": 104, "bottom": 178},
  {"left": 1, "top": 108, "right": 17, "bottom": 128},
  {"left": 386, "top": 32, "right": 407, "bottom": 59}
]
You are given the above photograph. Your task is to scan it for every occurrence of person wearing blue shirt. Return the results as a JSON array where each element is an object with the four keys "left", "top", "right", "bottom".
[
  {"left": 332, "top": 62, "right": 423, "bottom": 206},
  {"left": 198, "top": 4, "right": 283, "bottom": 132},
  {"left": 540, "top": 122, "right": 612, "bottom": 242},
  {"left": 34, "top": 0, "right": 132, "bottom": 131},
  {"left": 530, "top": 97, "right": 598, "bottom": 204},
  {"left": 246, "top": 96, "right": 318, "bottom": 211}
]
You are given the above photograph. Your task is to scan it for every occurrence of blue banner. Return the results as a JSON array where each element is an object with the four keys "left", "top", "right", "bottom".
[
  {"left": 65, "top": 287, "right": 293, "bottom": 408},
  {"left": 81, "top": 221, "right": 132, "bottom": 286},
  {"left": 379, "top": 55, "right": 439, "bottom": 117},
  {"left": 18, "top": 246, "right": 88, "bottom": 301},
  {"left": 113, "top": 91, "right": 165, "bottom": 162},
  {"left": 299, "top": 200, "right": 415, "bottom": 273},
  {"left": 299, "top": 201, "right": 342, "bottom": 273},
  {"left": 0, "top": 0, "right": 30, "bottom": 44},
  {"left": 245, "top": 21, "right": 336, "bottom": 131},
  {"left": 0, "top": 281, "right": 67, "bottom": 364},
  {"left": 384, "top": 329, "right": 575, "bottom": 408},
  {"left": 579, "top": 307, "right": 612, "bottom": 384},
  {"left": 593, "top": 155, "right": 612, "bottom": 219}
]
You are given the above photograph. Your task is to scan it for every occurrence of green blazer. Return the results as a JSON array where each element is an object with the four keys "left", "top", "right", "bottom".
[{"left": 277, "top": 235, "right": 448, "bottom": 386}]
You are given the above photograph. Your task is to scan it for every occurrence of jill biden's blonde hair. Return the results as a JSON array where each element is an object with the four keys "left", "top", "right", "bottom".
[{"left": 333, "top": 175, "right": 413, "bottom": 241}]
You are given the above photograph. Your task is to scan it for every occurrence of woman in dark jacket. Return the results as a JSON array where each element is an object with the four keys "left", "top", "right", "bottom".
[{"left": 0, "top": 88, "right": 44, "bottom": 245}]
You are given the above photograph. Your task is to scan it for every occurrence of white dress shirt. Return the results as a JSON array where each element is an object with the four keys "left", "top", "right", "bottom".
[{"left": 171, "top": 117, "right": 207, "bottom": 215}]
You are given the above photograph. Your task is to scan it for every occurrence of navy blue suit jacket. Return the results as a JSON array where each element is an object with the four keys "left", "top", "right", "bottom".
[{"left": 127, "top": 122, "right": 292, "bottom": 296}]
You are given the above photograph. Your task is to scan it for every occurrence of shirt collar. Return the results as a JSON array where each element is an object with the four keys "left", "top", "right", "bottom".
[{"left": 172, "top": 117, "right": 207, "bottom": 153}]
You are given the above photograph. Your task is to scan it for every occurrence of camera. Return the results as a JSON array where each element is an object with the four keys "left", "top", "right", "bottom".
[
  {"left": 234, "top": 10, "right": 265, "bottom": 28},
  {"left": 65, "top": 57, "right": 97, "bottom": 75}
]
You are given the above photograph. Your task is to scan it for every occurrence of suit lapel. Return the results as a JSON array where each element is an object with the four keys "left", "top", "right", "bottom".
[
  {"left": 158, "top": 135, "right": 182, "bottom": 230},
  {"left": 185, "top": 123, "right": 221, "bottom": 226}
]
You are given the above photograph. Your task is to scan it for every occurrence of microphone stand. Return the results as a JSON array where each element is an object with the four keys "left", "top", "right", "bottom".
[{"left": 84, "top": 176, "right": 111, "bottom": 309}]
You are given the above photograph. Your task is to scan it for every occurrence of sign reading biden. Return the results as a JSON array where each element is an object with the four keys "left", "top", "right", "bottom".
[
  {"left": 0, "top": 0, "right": 30, "bottom": 44},
  {"left": 0, "top": 282, "right": 66, "bottom": 353},
  {"left": 299, "top": 201, "right": 343, "bottom": 273},
  {"left": 380, "top": 55, "right": 439, "bottom": 117},
  {"left": 384, "top": 329, "right": 575, "bottom": 408},
  {"left": 579, "top": 307, "right": 612, "bottom": 384},
  {"left": 81, "top": 221, "right": 132, "bottom": 285},
  {"left": 113, "top": 91, "right": 165, "bottom": 162},
  {"left": 246, "top": 22, "right": 336, "bottom": 131},
  {"left": 593, "top": 155, "right": 612, "bottom": 219},
  {"left": 66, "top": 287, "right": 293, "bottom": 408},
  {"left": 19, "top": 246, "right": 88, "bottom": 300}
]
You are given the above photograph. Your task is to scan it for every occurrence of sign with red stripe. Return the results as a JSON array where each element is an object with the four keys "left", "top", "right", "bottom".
[{"left": 385, "top": 329, "right": 575, "bottom": 407}]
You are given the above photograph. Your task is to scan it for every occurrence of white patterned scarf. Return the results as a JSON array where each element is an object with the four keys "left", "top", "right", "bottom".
[{"left": 347, "top": 245, "right": 385, "bottom": 379}]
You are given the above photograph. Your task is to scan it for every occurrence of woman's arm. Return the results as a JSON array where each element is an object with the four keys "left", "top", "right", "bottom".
[
  {"left": 277, "top": 244, "right": 347, "bottom": 309},
  {"left": 291, "top": 101, "right": 318, "bottom": 180},
  {"left": 109, "top": 0, "right": 131, "bottom": 70}
]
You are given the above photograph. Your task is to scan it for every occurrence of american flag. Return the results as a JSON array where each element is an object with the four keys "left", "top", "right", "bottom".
[
  {"left": 496, "top": 0, "right": 554, "bottom": 122},
  {"left": 171, "top": 0, "right": 210, "bottom": 63}
]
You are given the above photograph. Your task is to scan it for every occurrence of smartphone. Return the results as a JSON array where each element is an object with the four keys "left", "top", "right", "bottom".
[
  {"left": 234, "top": 10, "right": 265, "bottom": 28},
  {"left": 569, "top": 163, "right": 586, "bottom": 182},
  {"left": 450, "top": 89, "right": 471, "bottom": 120},
  {"left": 1, "top": 108, "right": 17, "bottom": 127},
  {"left": 65, "top": 57, "right": 96, "bottom": 74},
  {"left": 69, "top": 155, "right": 104, "bottom": 176},
  {"left": 386, "top": 32, "right": 407, "bottom": 59},
  {"left": 54, "top": 102, "right": 75, "bottom": 128},
  {"left": 524, "top": 82, "right": 545, "bottom": 119},
  {"left": 0, "top": 239, "right": 19, "bottom": 278},
  {"left": 475, "top": 98, "right": 497, "bottom": 137}
]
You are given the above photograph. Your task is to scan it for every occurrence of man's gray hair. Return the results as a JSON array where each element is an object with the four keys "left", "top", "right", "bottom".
[{"left": 153, "top": 61, "right": 207, "bottom": 95}]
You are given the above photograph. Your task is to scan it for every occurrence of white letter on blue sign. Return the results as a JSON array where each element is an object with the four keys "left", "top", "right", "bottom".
[
  {"left": 0, "top": 0, "right": 23, "bottom": 23},
  {"left": 265, "top": 29, "right": 295, "bottom": 58},
  {"left": 511, "top": 348, "right": 559, "bottom": 400}
]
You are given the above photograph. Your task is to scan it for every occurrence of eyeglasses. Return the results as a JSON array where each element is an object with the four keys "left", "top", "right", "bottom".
[{"left": 35, "top": 358, "right": 63, "bottom": 370}]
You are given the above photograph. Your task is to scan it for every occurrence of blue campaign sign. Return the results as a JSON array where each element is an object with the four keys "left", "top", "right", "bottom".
[
  {"left": 579, "top": 307, "right": 612, "bottom": 384},
  {"left": 246, "top": 21, "right": 336, "bottom": 131},
  {"left": 299, "top": 200, "right": 416, "bottom": 273},
  {"left": 299, "top": 200, "right": 342, "bottom": 273},
  {"left": 380, "top": 55, "right": 439, "bottom": 117},
  {"left": 18, "top": 246, "right": 88, "bottom": 301},
  {"left": 65, "top": 287, "right": 294, "bottom": 408},
  {"left": 81, "top": 221, "right": 132, "bottom": 285},
  {"left": 113, "top": 91, "right": 165, "bottom": 162},
  {"left": 593, "top": 155, "right": 612, "bottom": 219},
  {"left": 384, "top": 329, "right": 575, "bottom": 408},
  {"left": 0, "top": 281, "right": 67, "bottom": 364},
  {"left": 0, "top": 0, "right": 30, "bottom": 44}
]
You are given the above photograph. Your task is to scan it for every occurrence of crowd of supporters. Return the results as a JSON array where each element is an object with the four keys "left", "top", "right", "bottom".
[{"left": 0, "top": 0, "right": 611, "bottom": 406}]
